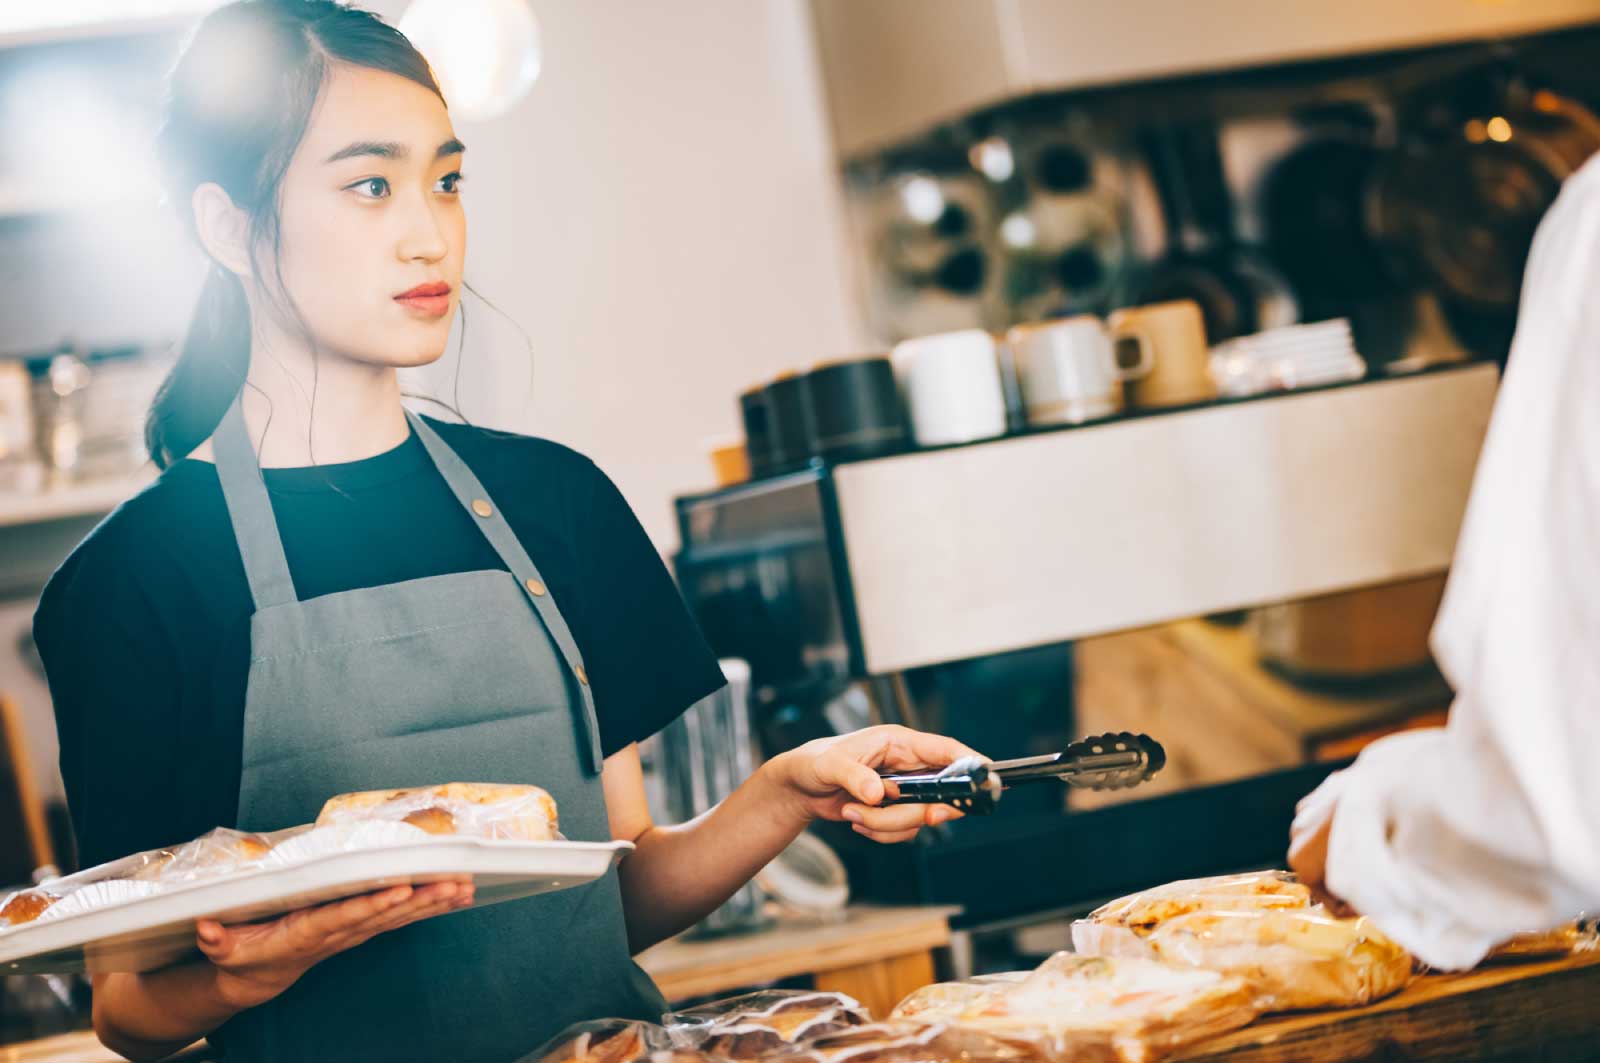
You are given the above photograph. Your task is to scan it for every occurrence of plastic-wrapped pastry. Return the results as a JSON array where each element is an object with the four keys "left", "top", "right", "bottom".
[
  {"left": 1070, "top": 872, "right": 1413, "bottom": 1010},
  {"left": 1139, "top": 908, "right": 1413, "bottom": 1010},
  {"left": 0, "top": 889, "right": 58, "bottom": 926},
  {"left": 130, "top": 828, "right": 275, "bottom": 885},
  {"left": 665, "top": 991, "right": 871, "bottom": 1059},
  {"left": 526, "top": 1020, "right": 665, "bottom": 1063},
  {"left": 889, "top": 973, "right": 1027, "bottom": 1021},
  {"left": 1071, "top": 872, "right": 1314, "bottom": 959},
  {"left": 315, "top": 782, "right": 559, "bottom": 841},
  {"left": 1485, "top": 922, "right": 1590, "bottom": 962},
  {"left": 778, "top": 1022, "right": 1029, "bottom": 1063},
  {"left": 891, "top": 953, "right": 1259, "bottom": 1063}
]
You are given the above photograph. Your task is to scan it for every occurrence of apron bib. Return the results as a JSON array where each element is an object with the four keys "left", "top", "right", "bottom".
[{"left": 208, "top": 399, "right": 665, "bottom": 1063}]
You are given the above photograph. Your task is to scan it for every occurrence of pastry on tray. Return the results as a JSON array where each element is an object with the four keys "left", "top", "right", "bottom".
[
  {"left": 0, "top": 783, "right": 559, "bottom": 937},
  {"left": 130, "top": 828, "right": 276, "bottom": 884},
  {"left": 315, "top": 781, "right": 559, "bottom": 841},
  {"left": 0, "top": 889, "right": 57, "bottom": 926}
]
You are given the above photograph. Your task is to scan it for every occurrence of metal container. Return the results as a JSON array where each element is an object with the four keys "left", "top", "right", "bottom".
[{"left": 658, "top": 659, "right": 769, "bottom": 937}]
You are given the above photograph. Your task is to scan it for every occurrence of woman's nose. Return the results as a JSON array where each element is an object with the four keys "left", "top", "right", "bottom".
[{"left": 398, "top": 199, "right": 450, "bottom": 262}]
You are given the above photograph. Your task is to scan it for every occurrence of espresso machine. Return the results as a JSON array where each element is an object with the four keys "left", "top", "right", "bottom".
[{"left": 673, "top": 361, "right": 1497, "bottom": 962}]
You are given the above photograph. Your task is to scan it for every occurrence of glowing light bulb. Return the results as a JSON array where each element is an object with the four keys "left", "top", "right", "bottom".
[{"left": 399, "top": 0, "right": 542, "bottom": 122}]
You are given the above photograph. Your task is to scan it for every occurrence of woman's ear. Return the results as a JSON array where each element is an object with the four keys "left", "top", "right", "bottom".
[{"left": 192, "top": 182, "right": 253, "bottom": 278}]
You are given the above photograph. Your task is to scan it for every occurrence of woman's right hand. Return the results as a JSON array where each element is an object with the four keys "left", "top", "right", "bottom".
[{"left": 196, "top": 879, "right": 474, "bottom": 1010}]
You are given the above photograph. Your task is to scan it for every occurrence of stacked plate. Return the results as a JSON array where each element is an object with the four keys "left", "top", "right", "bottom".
[{"left": 1210, "top": 319, "right": 1366, "bottom": 398}]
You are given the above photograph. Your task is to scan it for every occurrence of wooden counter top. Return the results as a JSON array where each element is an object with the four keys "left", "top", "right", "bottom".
[
  {"left": 1177, "top": 948, "right": 1600, "bottom": 1062},
  {"left": 8, "top": 937, "right": 1590, "bottom": 1062}
]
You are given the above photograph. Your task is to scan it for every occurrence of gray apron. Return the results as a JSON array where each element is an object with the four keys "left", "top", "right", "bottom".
[{"left": 207, "top": 399, "right": 666, "bottom": 1063}]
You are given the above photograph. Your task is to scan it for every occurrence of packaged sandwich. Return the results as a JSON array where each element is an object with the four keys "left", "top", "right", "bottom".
[
  {"left": 665, "top": 991, "right": 872, "bottom": 1058},
  {"left": 315, "top": 781, "right": 560, "bottom": 841},
  {"left": 889, "top": 954, "right": 1259, "bottom": 1063}
]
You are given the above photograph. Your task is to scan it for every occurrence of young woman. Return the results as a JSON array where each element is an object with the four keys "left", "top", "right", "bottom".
[{"left": 32, "top": 3, "right": 977, "bottom": 1060}]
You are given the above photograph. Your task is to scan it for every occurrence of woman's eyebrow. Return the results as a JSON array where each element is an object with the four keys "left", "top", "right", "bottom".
[{"left": 324, "top": 137, "right": 467, "bottom": 164}]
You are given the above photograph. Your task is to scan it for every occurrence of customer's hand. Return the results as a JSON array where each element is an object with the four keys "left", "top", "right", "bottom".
[
  {"left": 1288, "top": 807, "right": 1331, "bottom": 893},
  {"left": 196, "top": 879, "right": 474, "bottom": 1009},
  {"left": 1289, "top": 791, "right": 1354, "bottom": 915},
  {"left": 765, "top": 725, "right": 984, "bottom": 844}
]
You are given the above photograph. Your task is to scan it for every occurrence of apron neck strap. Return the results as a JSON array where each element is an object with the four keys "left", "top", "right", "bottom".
[
  {"left": 213, "top": 396, "right": 299, "bottom": 611},
  {"left": 406, "top": 412, "right": 607, "bottom": 775}
]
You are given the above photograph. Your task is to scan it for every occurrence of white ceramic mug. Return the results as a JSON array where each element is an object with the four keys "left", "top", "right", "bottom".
[
  {"left": 1006, "top": 315, "right": 1153, "bottom": 426},
  {"left": 891, "top": 329, "right": 1008, "bottom": 447}
]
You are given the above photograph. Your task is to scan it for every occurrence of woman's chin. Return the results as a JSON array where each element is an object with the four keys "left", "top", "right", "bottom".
[{"left": 354, "top": 333, "right": 451, "bottom": 370}]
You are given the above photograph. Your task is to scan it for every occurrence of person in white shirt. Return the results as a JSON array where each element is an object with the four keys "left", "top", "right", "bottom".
[{"left": 1289, "top": 151, "right": 1600, "bottom": 971}]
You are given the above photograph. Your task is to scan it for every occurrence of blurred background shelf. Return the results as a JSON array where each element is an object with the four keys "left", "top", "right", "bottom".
[{"left": 0, "top": 473, "right": 152, "bottom": 531}]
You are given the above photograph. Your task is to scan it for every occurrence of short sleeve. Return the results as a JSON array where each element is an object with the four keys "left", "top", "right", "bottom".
[
  {"left": 33, "top": 545, "right": 187, "bottom": 870},
  {"left": 572, "top": 463, "right": 725, "bottom": 756}
]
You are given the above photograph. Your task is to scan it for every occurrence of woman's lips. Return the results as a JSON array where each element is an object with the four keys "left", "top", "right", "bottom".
[{"left": 393, "top": 288, "right": 451, "bottom": 316}]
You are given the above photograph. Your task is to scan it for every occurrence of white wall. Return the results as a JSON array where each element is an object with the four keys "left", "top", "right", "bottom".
[{"left": 382, "top": 0, "right": 868, "bottom": 549}]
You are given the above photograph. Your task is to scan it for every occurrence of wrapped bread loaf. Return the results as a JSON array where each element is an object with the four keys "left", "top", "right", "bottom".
[
  {"left": 316, "top": 782, "right": 559, "bottom": 841},
  {"left": 1139, "top": 908, "right": 1412, "bottom": 1010},
  {"left": 1072, "top": 872, "right": 1412, "bottom": 1010}
]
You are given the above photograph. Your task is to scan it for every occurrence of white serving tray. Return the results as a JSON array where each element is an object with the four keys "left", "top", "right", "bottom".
[{"left": 0, "top": 838, "right": 632, "bottom": 975}]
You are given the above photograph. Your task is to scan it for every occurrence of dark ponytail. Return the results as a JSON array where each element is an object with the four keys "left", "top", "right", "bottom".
[{"left": 146, "top": 0, "right": 444, "bottom": 468}]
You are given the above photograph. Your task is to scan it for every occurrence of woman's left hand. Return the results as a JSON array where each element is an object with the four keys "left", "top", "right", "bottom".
[{"left": 765, "top": 725, "right": 985, "bottom": 843}]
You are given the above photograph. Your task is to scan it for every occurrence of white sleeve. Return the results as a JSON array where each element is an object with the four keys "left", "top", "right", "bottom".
[{"left": 1310, "top": 154, "right": 1600, "bottom": 971}]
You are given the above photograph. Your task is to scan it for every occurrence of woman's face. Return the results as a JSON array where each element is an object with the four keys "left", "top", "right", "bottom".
[{"left": 263, "top": 63, "right": 466, "bottom": 369}]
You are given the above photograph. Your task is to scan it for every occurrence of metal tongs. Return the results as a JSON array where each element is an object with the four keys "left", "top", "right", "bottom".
[{"left": 879, "top": 731, "right": 1166, "bottom": 815}]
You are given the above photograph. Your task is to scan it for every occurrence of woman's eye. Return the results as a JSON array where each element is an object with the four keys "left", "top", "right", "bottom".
[
  {"left": 349, "top": 177, "right": 390, "bottom": 199},
  {"left": 436, "top": 172, "right": 465, "bottom": 194}
]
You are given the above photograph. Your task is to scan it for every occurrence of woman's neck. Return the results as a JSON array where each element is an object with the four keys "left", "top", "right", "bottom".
[
  {"left": 240, "top": 362, "right": 411, "bottom": 468},
  {"left": 199, "top": 333, "right": 413, "bottom": 470}
]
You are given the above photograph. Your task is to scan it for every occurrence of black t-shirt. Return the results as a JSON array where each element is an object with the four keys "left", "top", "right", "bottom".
[{"left": 32, "top": 418, "right": 724, "bottom": 870}]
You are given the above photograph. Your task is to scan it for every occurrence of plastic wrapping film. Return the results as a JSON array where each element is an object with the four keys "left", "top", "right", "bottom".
[
  {"left": 1483, "top": 921, "right": 1596, "bottom": 963},
  {"left": 0, "top": 827, "right": 293, "bottom": 930},
  {"left": 890, "top": 953, "right": 1261, "bottom": 1063},
  {"left": 314, "top": 781, "right": 560, "bottom": 841},
  {"left": 0, "top": 782, "right": 559, "bottom": 932},
  {"left": 1139, "top": 909, "right": 1412, "bottom": 1011},
  {"left": 1075, "top": 871, "right": 1314, "bottom": 954},
  {"left": 771, "top": 1022, "right": 1032, "bottom": 1063},
  {"left": 521, "top": 1020, "right": 683, "bottom": 1063},
  {"left": 665, "top": 991, "right": 873, "bottom": 1059},
  {"left": 1071, "top": 872, "right": 1412, "bottom": 1011}
]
